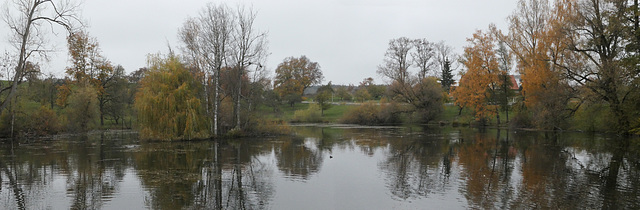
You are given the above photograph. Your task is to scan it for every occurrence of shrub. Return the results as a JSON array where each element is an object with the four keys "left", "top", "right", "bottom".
[
  {"left": 341, "top": 102, "right": 379, "bottom": 125},
  {"left": 341, "top": 101, "right": 402, "bottom": 125},
  {"left": 509, "top": 101, "right": 533, "bottom": 128},
  {"left": 292, "top": 103, "right": 322, "bottom": 123},
  {"left": 28, "top": 106, "right": 62, "bottom": 135},
  {"left": 64, "top": 84, "right": 100, "bottom": 132},
  {"left": 377, "top": 100, "right": 402, "bottom": 124},
  {"left": 0, "top": 99, "right": 62, "bottom": 137},
  {"left": 0, "top": 107, "right": 27, "bottom": 137},
  {"left": 510, "top": 110, "right": 533, "bottom": 128},
  {"left": 572, "top": 102, "right": 611, "bottom": 132},
  {"left": 245, "top": 118, "right": 291, "bottom": 136}
]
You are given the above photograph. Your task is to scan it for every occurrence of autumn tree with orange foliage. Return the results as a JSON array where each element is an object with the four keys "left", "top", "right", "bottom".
[
  {"left": 453, "top": 29, "right": 503, "bottom": 124},
  {"left": 501, "top": 0, "right": 578, "bottom": 129}
]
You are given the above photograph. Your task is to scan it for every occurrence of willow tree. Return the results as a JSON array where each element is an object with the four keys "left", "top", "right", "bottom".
[{"left": 135, "top": 54, "right": 208, "bottom": 140}]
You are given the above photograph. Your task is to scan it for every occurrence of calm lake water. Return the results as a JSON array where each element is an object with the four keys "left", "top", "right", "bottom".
[{"left": 1, "top": 125, "right": 639, "bottom": 209}]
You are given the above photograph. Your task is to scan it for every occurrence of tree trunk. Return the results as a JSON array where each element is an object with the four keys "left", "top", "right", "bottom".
[
  {"left": 601, "top": 140, "right": 626, "bottom": 209},
  {"left": 236, "top": 69, "right": 242, "bottom": 129},
  {"left": 100, "top": 111, "right": 104, "bottom": 126},
  {"left": 506, "top": 106, "right": 509, "bottom": 123},
  {"left": 204, "top": 75, "right": 213, "bottom": 135},
  {"left": 214, "top": 142, "right": 223, "bottom": 209},
  {"left": 214, "top": 69, "right": 220, "bottom": 137}
]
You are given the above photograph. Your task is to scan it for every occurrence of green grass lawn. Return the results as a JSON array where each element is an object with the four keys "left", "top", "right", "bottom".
[
  {"left": 321, "top": 104, "right": 353, "bottom": 123},
  {"left": 258, "top": 102, "right": 310, "bottom": 122}
]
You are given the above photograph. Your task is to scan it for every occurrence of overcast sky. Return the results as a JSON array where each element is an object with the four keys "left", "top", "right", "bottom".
[{"left": 2, "top": 0, "right": 518, "bottom": 85}]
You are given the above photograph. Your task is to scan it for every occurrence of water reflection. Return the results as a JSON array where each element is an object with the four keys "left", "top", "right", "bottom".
[
  {"left": 454, "top": 130, "right": 640, "bottom": 209},
  {"left": 0, "top": 132, "right": 132, "bottom": 210},
  {"left": 0, "top": 127, "right": 639, "bottom": 209},
  {"left": 133, "top": 138, "right": 275, "bottom": 209},
  {"left": 274, "top": 136, "right": 323, "bottom": 181}
]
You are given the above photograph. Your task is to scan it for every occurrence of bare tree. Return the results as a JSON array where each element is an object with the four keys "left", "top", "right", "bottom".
[
  {"left": 180, "top": 3, "right": 233, "bottom": 136},
  {"left": 179, "top": 17, "right": 209, "bottom": 130},
  {"left": 180, "top": 3, "right": 268, "bottom": 134},
  {"left": 434, "top": 42, "right": 459, "bottom": 75},
  {"left": 202, "top": 4, "right": 234, "bottom": 136},
  {"left": 230, "top": 5, "right": 268, "bottom": 130},
  {"left": 412, "top": 38, "right": 436, "bottom": 79},
  {"left": 377, "top": 37, "right": 413, "bottom": 84},
  {"left": 1, "top": 0, "right": 82, "bottom": 116},
  {"left": 377, "top": 37, "right": 444, "bottom": 123}
]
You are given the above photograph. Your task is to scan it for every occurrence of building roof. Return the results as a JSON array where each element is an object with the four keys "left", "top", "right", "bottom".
[{"left": 509, "top": 75, "right": 520, "bottom": 90}]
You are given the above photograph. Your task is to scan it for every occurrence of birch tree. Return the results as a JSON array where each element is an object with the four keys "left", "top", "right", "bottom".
[
  {"left": 229, "top": 5, "right": 268, "bottom": 130},
  {"left": 180, "top": 3, "right": 268, "bottom": 135},
  {"left": 179, "top": 3, "right": 232, "bottom": 136}
]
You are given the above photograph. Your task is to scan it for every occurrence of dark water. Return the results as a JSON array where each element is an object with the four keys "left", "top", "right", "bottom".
[{"left": 1, "top": 126, "right": 639, "bottom": 209}]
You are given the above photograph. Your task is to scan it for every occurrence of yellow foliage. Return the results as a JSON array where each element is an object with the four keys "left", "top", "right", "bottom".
[
  {"left": 56, "top": 84, "right": 71, "bottom": 107},
  {"left": 134, "top": 54, "right": 209, "bottom": 140},
  {"left": 273, "top": 56, "right": 323, "bottom": 98},
  {"left": 453, "top": 29, "right": 501, "bottom": 122},
  {"left": 504, "top": 0, "right": 577, "bottom": 129}
]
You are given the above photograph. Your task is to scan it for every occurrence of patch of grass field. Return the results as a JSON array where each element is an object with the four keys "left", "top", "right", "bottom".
[
  {"left": 321, "top": 104, "right": 353, "bottom": 123},
  {"left": 259, "top": 103, "right": 310, "bottom": 122}
]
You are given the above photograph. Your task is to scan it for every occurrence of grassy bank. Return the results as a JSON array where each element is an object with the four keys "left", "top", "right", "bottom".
[{"left": 260, "top": 101, "right": 506, "bottom": 126}]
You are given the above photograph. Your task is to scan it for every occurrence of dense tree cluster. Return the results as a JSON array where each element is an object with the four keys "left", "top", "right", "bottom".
[
  {"left": 178, "top": 3, "right": 269, "bottom": 136},
  {"left": 452, "top": 0, "right": 640, "bottom": 134},
  {"left": 3, "top": 0, "right": 640, "bottom": 138}
]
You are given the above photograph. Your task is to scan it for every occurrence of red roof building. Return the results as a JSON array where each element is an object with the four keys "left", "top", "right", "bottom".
[{"left": 509, "top": 75, "right": 521, "bottom": 90}]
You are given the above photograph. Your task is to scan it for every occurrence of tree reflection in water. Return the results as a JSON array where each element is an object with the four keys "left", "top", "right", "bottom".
[
  {"left": 451, "top": 129, "right": 640, "bottom": 209},
  {"left": 134, "top": 138, "right": 275, "bottom": 209},
  {"left": 0, "top": 127, "right": 639, "bottom": 209},
  {"left": 0, "top": 131, "right": 131, "bottom": 210}
]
